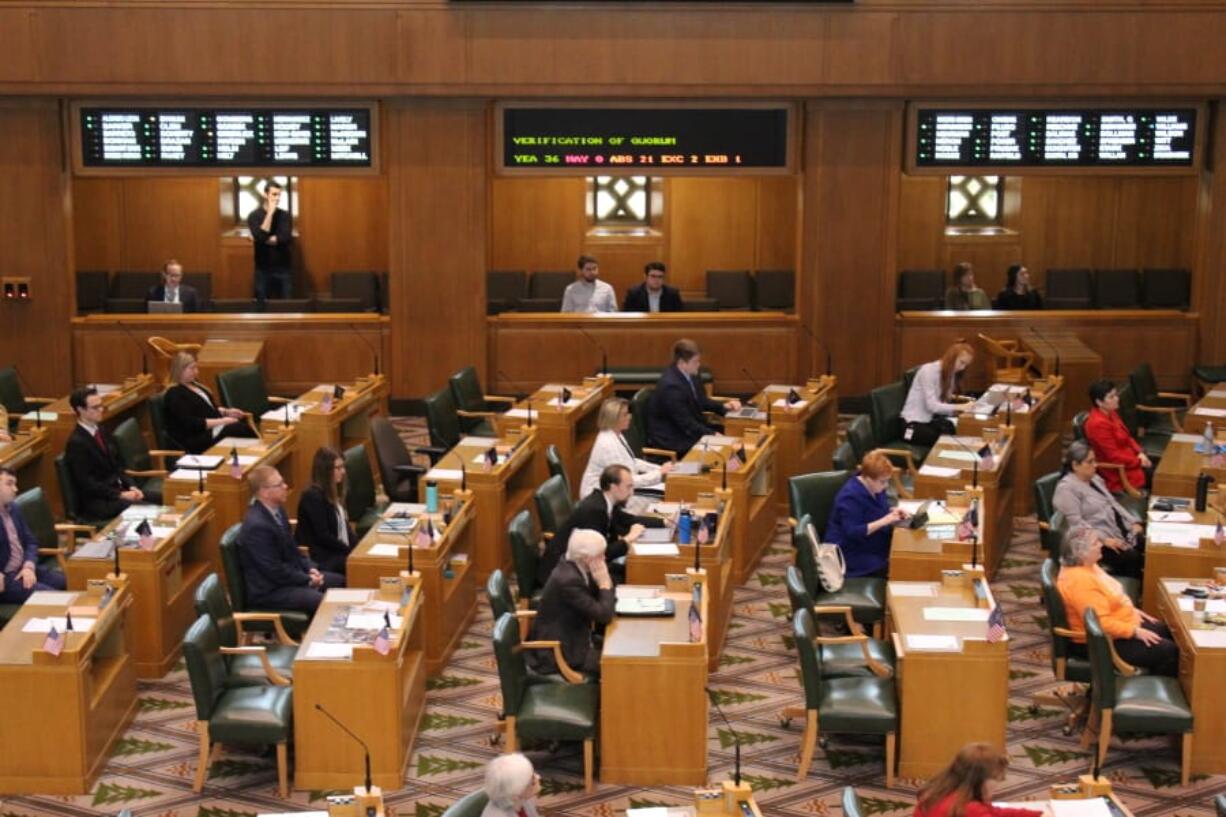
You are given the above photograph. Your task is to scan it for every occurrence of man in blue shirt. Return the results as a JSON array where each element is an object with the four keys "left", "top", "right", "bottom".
[{"left": 0, "top": 467, "right": 67, "bottom": 604}]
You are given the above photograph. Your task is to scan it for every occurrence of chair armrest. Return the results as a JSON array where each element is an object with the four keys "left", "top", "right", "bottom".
[
  {"left": 812, "top": 604, "right": 859, "bottom": 634},
  {"left": 519, "top": 640, "right": 586, "bottom": 683},
  {"left": 37, "top": 546, "right": 69, "bottom": 571},
  {"left": 1053, "top": 626, "right": 1080, "bottom": 639},
  {"left": 24, "top": 396, "right": 57, "bottom": 405},
  {"left": 1038, "top": 520, "right": 1051, "bottom": 531},
  {"left": 1135, "top": 404, "right": 1184, "bottom": 432},
  {"left": 888, "top": 467, "right": 913, "bottom": 499},
  {"left": 1096, "top": 462, "right": 1143, "bottom": 499},
  {"left": 1105, "top": 637, "right": 1140, "bottom": 676},
  {"left": 642, "top": 447, "right": 678, "bottom": 462},
  {"left": 267, "top": 396, "right": 292, "bottom": 405},
  {"left": 410, "top": 445, "right": 447, "bottom": 465},
  {"left": 457, "top": 409, "right": 498, "bottom": 420},
  {"left": 542, "top": 531, "right": 554, "bottom": 542},
  {"left": 811, "top": 634, "right": 892, "bottom": 678},
  {"left": 513, "top": 609, "right": 537, "bottom": 639},
  {"left": 483, "top": 394, "right": 517, "bottom": 405},
  {"left": 220, "top": 646, "right": 292, "bottom": 686},
  {"left": 233, "top": 612, "right": 299, "bottom": 646},
  {"left": 1156, "top": 391, "right": 1192, "bottom": 406},
  {"left": 876, "top": 447, "right": 919, "bottom": 475},
  {"left": 394, "top": 463, "right": 426, "bottom": 475},
  {"left": 125, "top": 468, "right": 169, "bottom": 478},
  {"left": 148, "top": 449, "right": 185, "bottom": 457}
]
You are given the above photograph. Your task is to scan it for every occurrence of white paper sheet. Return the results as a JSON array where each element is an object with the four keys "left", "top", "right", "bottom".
[
  {"left": 23, "top": 617, "right": 96, "bottom": 633},
  {"left": 367, "top": 543, "right": 403, "bottom": 557},
  {"left": 169, "top": 468, "right": 210, "bottom": 481},
  {"left": 633, "top": 543, "right": 681, "bottom": 557},
  {"left": 386, "top": 503, "right": 426, "bottom": 516},
  {"left": 502, "top": 408, "right": 532, "bottom": 418},
  {"left": 471, "top": 453, "right": 507, "bottom": 465},
  {"left": 923, "top": 606, "right": 991, "bottom": 622},
  {"left": 425, "top": 468, "right": 465, "bottom": 481},
  {"left": 649, "top": 502, "right": 682, "bottom": 516},
  {"left": 22, "top": 410, "right": 57, "bottom": 422},
  {"left": 890, "top": 583, "right": 937, "bottom": 597},
  {"left": 1051, "top": 798, "right": 1112, "bottom": 817},
  {"left": 1171, "top": 433, "right": 1203, "bottom": 443},
  {"left": 772, "top": 398, "right": 809, "bottom": 409},
  {"left": 176, "top": 455, "right": 223, "bottom": 469},
  {"left": 1190, "top": 629, "right": 1226, "bottom": 648},
  {"left": 345, "top": 612, "right": 402, "bottom": 630},
  {"left": 1148, "top": 510, "right": 1194, "bottom": 522},
  {"left": 120, "top": 505, "right": 164, "bottom": 520},
  {"left": 918, "top": 464, "right": 962, "bottom": 477},
  {"left": 304, "top": 642, "right": 354, "bottom": 660},
  {"left": 939, "top": 450, "right": 979, "bottom": 462},
  {"left": 1148, "top": 522, "right": 1219, "bottom": 548},
  {"left": 24, "top": 591, "right": 78, "bottom": 606},
  {"left": 1193, "top": 407, "right": 1226, "bottom": 417},
  {"left": 460, "top": 436, "right": 500, "bottom": 447},
  {"left": 905, "top": 634, "right": 959, "bottom": 651},
  {"left": 700, "top": 435, "right": 739, "bottom": 447},
  {"left": 217, "top": 436, "right": 265, "bottom": 450},
  {"left": 324, "top": 589, "right": 373, "bottom": 603},
  {"left": 235, "top": 455, "right": 260, "bottom": 466},
  {"left": 616, "top": 597, "right": 670, "bottom": 614}
]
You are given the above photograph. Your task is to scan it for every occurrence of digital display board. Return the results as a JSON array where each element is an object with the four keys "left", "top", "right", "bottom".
[
  {"left": 500, "top": 106, "right": 791, "bottom": 171},
  {"left": 912, "top": 107, "right": 1198, "bottom": 170},
  {"left": 78, "top": 107, "right": 373, "bottom": 169}
]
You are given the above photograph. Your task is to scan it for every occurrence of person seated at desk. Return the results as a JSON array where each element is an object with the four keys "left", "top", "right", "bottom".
[
  {"left": 579, "top": 397, "right": 672, "bottom": 511},
  {"left": 646, "top": 338, "right": 742, "bottom": 456},
  {"left": 163, "top": 352, "right": 255, "bottom": 454},
  {"left": 901, "top": 341, "right": 975, "bottom": 446},
  {"left": 1084, "top": 379, "right": 1150, "bottom": 495},
  {"left": 914, "top": 743, "right": 1044, "bottom": 817},
  {"left": 623, "top": 261, "right": 683, "bottom": 313},
  {"left": 295, "top": 446, "right": 356, "bottom": 576},
  {"left": 825, "top": 450, "right": 909, "bottom": 579},
  {"left": 993, "top": 264, "right": 1043, "bottom": 311},
  {"left": 146, "top": 259, "right": 200, "bottom": 313},
  {"left": 64, "top": 386, "right": 143, "bottom": 520},
  {"left": 479, "top": 753, "right": 541, "bottom": 817},
  {"left": 529, "top": 529, "right": 615, "bottom": 677},
  {"left": 238, "top": 465, "right": 345, "bottom": 616},
  {"left": 944, "top": 262, "right": 991, "bottom": 310},
  {"left": 0, "top": 467, "right": 67, "bottom": 605},
  {"left": 1052, "top": 441, "right": 1144, "bottom": 579},
  {"left": 560, "top": 254, "right": 617, "bottom": 313},
  {"left": 0, "top": 409, "right": 10, "bottom": 442},
  {"left": 1057, "top": 526, "right": 1178, "bottom": 676}
]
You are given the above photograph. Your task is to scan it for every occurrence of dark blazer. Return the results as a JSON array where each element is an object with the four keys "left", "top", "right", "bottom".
[
  {"left": 993, "top": 288, "right": 1043, "bottom": 310},
  {"left": 646, "top": 364, "right": 726, "bottom": 454},
  {"left": 64, "top": 424, "right": 135, "bottom": 520},
  {"left": 164, "top": 383, "right": 224, "bottom": 454},
  {"left": 623, "top": 283, "right": 683, "bottom": 313},
  {"left": 146, "top": 284, "right": 200, "bottom": 313},
  {"left": 238, "top": 501, "right": 316, "bottom": 603},
  {"left": 295, "top": 484, "right": 356, "bottom": 574},
  {"left": 528, "top": 559, "right": 615, "bottom": 675},
  {"left": 0, "top": 503, "right": 40, "bottom": 575},
  {"left": 537, "top": 488, "right": 662, "bottom": 587}
]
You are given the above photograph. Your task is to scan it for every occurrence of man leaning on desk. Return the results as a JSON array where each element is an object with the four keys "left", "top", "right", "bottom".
[
  {"left": 0, "top": 467, "right": 66, "bottom": 604},
  {"left": 647, "top": 338, "right": 741, "bottom": 456}
]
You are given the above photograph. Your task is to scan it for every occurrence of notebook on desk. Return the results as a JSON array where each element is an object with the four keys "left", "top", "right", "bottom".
[{"left": 615, "top": 597, "right": 676, "bottom": 617}]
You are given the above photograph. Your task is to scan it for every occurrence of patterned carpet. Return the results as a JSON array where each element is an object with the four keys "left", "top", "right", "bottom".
[{"left": 4, "top": 431, "right": 1226, "bottom": 816}]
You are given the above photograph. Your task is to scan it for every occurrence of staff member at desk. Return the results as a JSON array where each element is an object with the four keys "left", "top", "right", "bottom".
[
  {"left": 647, "top": 338, "right": 741, "bottom": 456},
  {"left": 145, "top": 259, "right": 200, "bottom": 313},
  {"left": 65, "top": 387, "right": 143, "bottom": 520},
  {"left": 914, "top": 743, "right": 1044, "bottom": 817},
  {"left": 993, "top": 264, "right": 1043, "bottom": 311},
  {"left": 1057, "top": 526, "right": 1178, "bottom": 676},
  {"left": 561, "top": 254, "right": 617, "bottom": 313},
  {"left": 163, "top": 352, "right": 254, "bottom": 454},
  {"left": 1052, "top": 441, "right": 1144, "bottom": 579},
  {"left": 529, "top": 529, "right": 615, "bottom": 677},
  {"left": 901, "top": 342, "right": 975, "bottom": 446},
  {"left": 295, "top": 447, "right": 356, "bottom": 576},
  {"left": 579, "top": 398, "right": 672, "bottom": 510},
  {"left": 623, "top": 261, "right": 683, "bottom": 312},
  {"left": 1084, "top": 379, "right": 1150, "bottom": 494},
  {"left": 0, "top": 467, "right": 67, "bottom": 604},
  {"left": 944, "top": 262, "right": 991, "bottom": 310},
  {"left": 825, "top": 451, "right": 908, "bottom": 578},
  {"left": 238, "top": 465, "right": 345, "bottom": 616}
]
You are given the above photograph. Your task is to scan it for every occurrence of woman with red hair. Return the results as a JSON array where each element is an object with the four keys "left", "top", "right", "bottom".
[
  {"left": 914, "top": 743, "right": 1044, "bottom": 817},
  {"left": 901, "top": 342, "right": 976, "bottom": 446},
  {"left": 824, "top": 450, "right": 909, "bottom": 578}
]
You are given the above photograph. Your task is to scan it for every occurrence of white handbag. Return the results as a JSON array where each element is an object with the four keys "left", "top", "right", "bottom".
[{"left": 805, "top": 521, "right": 846, "bottom": 593}]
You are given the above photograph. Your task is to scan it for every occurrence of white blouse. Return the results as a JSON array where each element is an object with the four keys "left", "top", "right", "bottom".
[{"left": 578, "top": 430, "right": 664, "bottom": 498}]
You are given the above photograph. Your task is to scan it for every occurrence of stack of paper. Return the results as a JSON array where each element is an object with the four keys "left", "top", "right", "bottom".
[
  {"left": 918, "top": 464, "right": 962, "bottom": 477},
  {"left": 905, "top": 634, "right": 959, "bottom": 651}
]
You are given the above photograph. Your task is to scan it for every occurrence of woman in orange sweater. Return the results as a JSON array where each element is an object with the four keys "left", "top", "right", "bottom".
[
  {"left": 1056, "top": 526, "right": 1178, "bottom": 676},
  {"left": 913, "top": 743, "right": 1044, "bottom": 817}
]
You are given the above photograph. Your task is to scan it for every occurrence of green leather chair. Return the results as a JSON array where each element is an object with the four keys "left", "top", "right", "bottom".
[
  {"left": 1038, "top": 510, "right": 1067, "bottom": 559},
  {"left": 1036, "top": 558, "right": 1092, "bottom": 734},
  {"left": 1033, "top": 471, "right": 1061, "bottom": 527},
  {"left": 0, "top": 366, "right": 54, "bottom": 431},
  {"left": 792, "top": 607, "right": 897, "bottom": 786},
  {"left": 508, "top": 510, "right": 543, "bottom": 607},
  {"left": 448, "top": 366, "right": 512, "bottom": 435},
  {"left": 491, "top": 613, "right": 598, "bottom": 791},
  {"left": 793, "top": 514, "right": 886, "bottom": 636},
  {"left": 1129, "top": 362, "right": 1190, "bottom": 427},
  {"left": 845, "top": 413, "right": 911, "bottom": 498},
  {"left": 831, "top": 441, "right": 856, "bottom": 471},
  {"left": 6, "top": 486, "right": 76, "bottom": 633},
  {"left": 216, "top": 365, "right": 289, "bottom": 420},
  {"left": 55, "top": 453, "right": 113, "bottom": 528},
  {"left": 182, "top": 614, "right": 293, "bottom": 796},
  {"left": 1072, "top": 410, "right": 1088, "bottom": 441},
  {"left": 343, "top": 443, "right": 387, "bottom": 538},
  {"left": 787, "top": 470, "right": 851, "bottom": 535},
  {"left": 423, "top": 386, "right": 464, "bottom": 451},
  {"left": 868, "top": 380, "right": 929, "bottom": 475},
  {"left": 441, "top": 790, "right": 490, "bottom": 817},
  {"left": 545, "top": 444, "right": 571, "bottom": 497},
  {"left": 147, "top": 392, "right": 182, "bottom": 462},
  {"left": 625, "top": 387, "right": 677, "bottom": 464},
  {"left": 219, "top": 523, "right": 311, "bottom": 639},
  {"left": 194, "top": 573, "right": 297, "bottom": 687},
  {"left": 1084, "top": 607, "right": 1193, "bottom": 785},
  {"left": 534, "top": 475, "right": 573, "bottom": 538},
  {"left": 369, "top": 416, "right": 431, "bottom": 504},
  {"left": 1117, "top": 381, "right": 1173, "bottom": 462},
  {"left": 113, "top": 416, "right": 179, "bottom": 505},
  {"left": 784, "top": 566, "right": 894, "bottom": 679},
  {"left": 843, "top": 787, "right": 865, "bottom": 817}
]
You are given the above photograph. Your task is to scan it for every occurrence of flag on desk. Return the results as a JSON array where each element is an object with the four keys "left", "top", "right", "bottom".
[
  {"left": 136, "top": 519, "right": 155, "bottom": 550},
  {"left": 697, "top": 521, "right": 710, "bottom": 545},
  {"left": 43, "top": 625, "right": 65, "bottom": 657},
  {"left": 1216, "top": 517, "right": 1225, "bottom": 547},
  {"left": 728, "top": 445, "right": 746, "bottom": 472},
  {"left": 559, "top": 387, "right": 572, "bottom": 406},
  {"left": 986, "top": 604, "right": 1008, "bottom": 643},
  {"left": 229, "top": 446, "right": 242, "bottom": 479},
  {"left": 414, "top": 520, "right": 434, "bottom": 549},
  {"left": 373, "top": 626, "right": 391, "bottom": 656},
  {"left": 956, "top": 501, "right": 979, "bottom": 542},
  {"left": 977, "top": 443, "right": 996, "bottom": 470}
]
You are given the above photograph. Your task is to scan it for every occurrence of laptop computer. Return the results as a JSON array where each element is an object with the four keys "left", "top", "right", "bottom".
[{"left": 148, "top": 301, "right": 184, "bottom": 314}]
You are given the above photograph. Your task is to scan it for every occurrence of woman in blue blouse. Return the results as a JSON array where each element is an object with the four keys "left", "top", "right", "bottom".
[{"left": 826, "top": 450, "right": 908, "bottom": 577}]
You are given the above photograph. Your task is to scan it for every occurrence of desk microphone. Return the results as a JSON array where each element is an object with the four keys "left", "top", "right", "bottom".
[
  {"left": 576, "top": 327, "right": 608, "bottom": 376},
  {"left": 960, "top": 498, "right": 981, "bottom": 569},
  {"left": 740, "top": 368, "right": 771, "bottom": 427},
  {"left": 349, "top": 323, "right": 381, "bottom": 377},
  {"left": 459, "top": 460, "right": 467, "bottom": 491},
  {"left": 116, "top": 321, "right": 150, "bottom": 377},
  {"left": 314, "top": 703, "right": 374, "bottom": 795},
  {"left": 946, "top": 434, "right": 988, "bottom": 490},
  {"left": 1028, "top": 325, "right": 1060, "bottom": 377},
  {"left": 705, "top": 686, "right": 742, "bottom": 786},
  {"left": 800, "top": 322, "right": 833, "bottom": 377},
  {"left": 11, "top": 365, "right": 42, "bottom": 429}
]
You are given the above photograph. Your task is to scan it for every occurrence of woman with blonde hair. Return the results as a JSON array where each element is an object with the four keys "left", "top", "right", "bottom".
[
  {"left": 824, "top": 450, "right": 910, "bottom": 578},
  {"left": 914, "top": 743, "right": 1043, "bottom": 817},
  {"left": 578, "top": 397, "right": 672, "bottom": 508},
  {"left": 901, "top": 341, "right": 975, "bottom": 446},
  {"left": 163, "top": 351, "right": 253, "bottom": 453}
]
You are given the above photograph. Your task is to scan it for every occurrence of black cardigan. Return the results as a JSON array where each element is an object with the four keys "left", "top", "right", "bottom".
[{"left": 295, "top": 484, "right": 357, "bottom": 574}]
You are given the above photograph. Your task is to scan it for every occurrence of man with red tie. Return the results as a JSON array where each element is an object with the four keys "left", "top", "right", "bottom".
[{"left": 64, "top": 387, "right": 143, "bottom": 521}]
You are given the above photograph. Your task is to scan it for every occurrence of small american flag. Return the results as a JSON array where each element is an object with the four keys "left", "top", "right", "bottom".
[
  {"left": 559, "top": 387, "right": 572, "bottom": 406},
  {"left": 414, "top": 519, "right": 434, "bottom": 549},
  {"left": 986, "top": 605, "right": 1008, "bottom": 643},
  {"left": 229, "top": 447, "right": 242, "bottom": 479},
  {"left": 696, "top": 521, "right": 710, "bottom": 544},
  {"left": 43, "top": 625, "right": 65, "bottom": 657},
  {"left": 1216, "top": 517, "right": 1225, "bottom": 547},
  {"left": 136, "top": 519, "right": 155, "bottom": 550},
  {"left": 977, "top": 443, "right": 995, "bottom": 470},
  {"left": 956, "top": 501, "right": 979, "bottom": 541},
  {"left": 373, "top": 626, "right": 391, "bottom": 656}
]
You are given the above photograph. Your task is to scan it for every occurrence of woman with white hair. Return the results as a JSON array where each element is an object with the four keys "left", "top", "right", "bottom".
[
  {"left": 480, "top": 752, "right": 541, "bottom": 817},
  {"left": 528, "top": 528, "right": 615, "bottom": 677},
  {"left": 579, "top": 397, "right": 672, "bottom": 508}
]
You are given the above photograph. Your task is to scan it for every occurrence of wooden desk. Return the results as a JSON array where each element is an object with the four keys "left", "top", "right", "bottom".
[
  {"left": 912, "top": 431, "right": 1016, "bottom": 579},
  {"left": 292, "top": 581, "right": 427, "bottom": 791},
  {"left": 889, "top": 490, "right": 985, "bottom": 582},
  {"left": 346, "top": 491, "right": 478, "bottom": 674},
  {"left": 600, "top": 579, "right": 708, "bottom": 786},
  {"left": 724, "top": 376, "right": 838, "bottom": 510},
  {"left": 1154, "top": 579, "right": 1226, "bottom": 775},
  {"left": 419, "top": 428, "right": 538, "bottom": 581},
  {"left": 957, "top": 378, "right": 1064, "bottom": 515},
  {"left": 665, "top": 428, "right": 778, "bottom": 584},
  {"left": 1143, "top": 497, "right": 1226, "bottom": 614},
  {"left": 65, "top": 494, "right": 216, "bottom": 678},
  {"left": 1183, "top": 388, "right": 1226, "bottom": 436},
  {"left": 0, "top": 426, "right": 49, "bottom": 493},
  {"left": 1152, "top": 434, "right": 1226, "bottom": 497},
  {"left": 1018, "top": 329, "right": 1103, "bottom": 413},
  {"left": 0, "top": 580, "right": 137, "bottom": 794},
  {"left": 494, "top": 376, "right": 612, "bottom": 493},
  {"left": 625, "top": 493, "right": 735, "bottom": 670},
  {"left": 195, "top": 339, "right": 264, "bottom": 395},
  {"left": 887, "top": 579, "right": 1008, "bottom": 779}
]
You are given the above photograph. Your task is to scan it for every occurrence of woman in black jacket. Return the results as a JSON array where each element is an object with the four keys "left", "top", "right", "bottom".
[
  {"left": 295, "top": 446, "right": 357, "bottom": 575},
  {"left": 163, "top": 352, "right": 252, "bottom": 454}
]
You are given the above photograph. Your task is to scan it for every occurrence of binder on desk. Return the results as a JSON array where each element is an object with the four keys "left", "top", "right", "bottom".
[{"left": 615, "top": 597, "right": 676, "bottom": 617}]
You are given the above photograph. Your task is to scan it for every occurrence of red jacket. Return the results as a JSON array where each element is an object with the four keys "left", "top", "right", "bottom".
[
  {"left": 1083, "top": 407, "right": 1144, "bottom": 493},
  {"left": 914, "top": 794, "right": 1042, "bottom": 817}
]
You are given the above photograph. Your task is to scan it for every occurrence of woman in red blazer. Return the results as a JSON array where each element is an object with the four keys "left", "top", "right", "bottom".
[
  {"left": 913, "top": 744, "right": 1045, "bottom": 817},
  {"left": 1083, "top": 379, "right": 1149, "bottom": 494}
]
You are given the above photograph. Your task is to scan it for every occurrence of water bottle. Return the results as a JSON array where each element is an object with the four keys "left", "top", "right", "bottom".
[
  {"left": 1196, "top": 473, "right": 1214, "bottom": 512},
  {"left": 425, "top": 481, "right": 439, "bottom": 514},
  {"left": 678, "top": 510, "right": 693, "bottom": 545}
]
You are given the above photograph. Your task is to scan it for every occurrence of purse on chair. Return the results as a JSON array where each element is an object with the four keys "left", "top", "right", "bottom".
[{"left": 806, "top": 521, "right": 846, "bottom": 593}]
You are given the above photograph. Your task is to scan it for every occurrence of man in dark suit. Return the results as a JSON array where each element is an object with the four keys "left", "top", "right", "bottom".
[
  {"left": 145, "top": 260, "right": 200, "bottom": 313},
  {"left": 647, "top": 338, "right": 742, "bottom": 456},
  {"left": 64, "top": 387, "right": 143, "bottom": 521},
  {"left": 238, "top": 465, "right": 344, "bottom": 615},
  {"left": 528, "top": 529, "right": 615, "bottom": 677},
  {"left": 0, "top": 467, "right": 67, "bottom": 604},
  {"left": 622, "top": 261, "right": 683, "bottom": 313}
]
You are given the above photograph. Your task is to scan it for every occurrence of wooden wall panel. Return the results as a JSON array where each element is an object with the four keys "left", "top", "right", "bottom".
[
  {"left": 117, "top": 178, "right": 222, "bottom": 273},
  {"left": 488, "top": 177, "right": 587, "bottom": 275},
  {"left": 72, "top": 178, "right": 123, "bottom": 272},
  {"left": 1194, "top": 100, "right": 1226, "bottom": 367},
  {"left": 668, "top": 178, "right": 758, "bottom": 289},
  {"left": 755, "top": 175, "right": 799, "bottom": 270},
  {"left": 296, "top": 176, "right": 390, "bottom": 294}
]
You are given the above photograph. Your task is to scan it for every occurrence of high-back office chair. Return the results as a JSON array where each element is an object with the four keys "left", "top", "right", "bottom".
[
  {"left": 1032, "top": 471, "right": 1061, "bottom": 528},
  {"left": 113, "top": 416, "right": 180, "bottom": 505},
  {"left": 507, "top": 510, "right": 543, "bottom": 607},
  {"left": 212, "top": 299, "right": 259, "bottom": 313},
  {"left": 194, "top": 573, "right": 297, "bottom": 686},
  {"left": 1117, "top": 381, "right": 1176, "bottom": 461},
  {"left": 624, "top": 387, "right": 677, "bottom": 464},
  {"left": 1073, "top": 406, "right": 1145, "bottom": 503},
  {"left": 55, "top": 454, "right": 114, "bottom": 528},
  {"left": 369, "top": 416, "right": 433, "bottom": 503},
  {"left": 705, "top": 270, "right": 753, "bottom": 310},
  {"left": 1129, "top": 362, "right": 1190, "bottom": 431},
  {"left": 76, "top": 270, "right": 110, "bottom": 315},
  {"left": 843, "top": 788, "right": 866, "bottom": 817},
  {"left": 0, "top": 487, "right": 77, "bottom": 627},
  {"left": 107, "top": 271, "right": 160, "bottom": 312},
  {"left": 1045, "top": 268, "right": 1094, "bottom": 309},
  {"left": 793, "top": 513, "right": 886, "bottom": 636},
  {"left": 845, "top": 414, "right": 910, "bottom": 498},
  {"left": 487, "top": 270, "right": 527, "bottom": 315},
  {"left": 787, "top": 470, "right": 851, "bottom": 534},
  {"left": 867, "top": 381, "right": 927, "bottom": 480},
  {"left": 831, "top": 441, "right": 856, "bottom": 471},
  {"left": 343, "top": 443, "right": 387, "bottom": 538},
  {"left": 148, "top": 337, "right": 204, "bottom": 384},
  {"left": 448, "top": 366, "right": 513, "bottom": 435},
  {"left": 183, "top": 272, "right": 213, "bottom": 310},
  {"left": 977, "top": 333, "right": 1035, "bottom": 384},
  {"left": 148, "top": 392, "right": 184, "bottom": 460},
  {"left": 218, "top": 523, "right": 311, "bottom": 640},
  {"left": 0, "top": 366, "right": 55, "bottom": 430},
  {"left": 1140, "top": 268, "right": 1191, "bottom": 310},
  {"left": 533, "top": 475, "right": 574, "bottom": 538},
  {"left": 754, "top": 269, "right": 795, "bottom": 311},
  {"left": 216, "top": 365, "right": 289, "bottom": 421},
  {"left": 441, "top": 791, "right": 489, "bottom": 817},
  {"left": 330, "top": 271, "right": 380, "bottom": 312},
  {"left": 784, "top": 566, "right": 895, "bottom": 679},
  {"left": 1035, "top": 558, "right": 1092, "bottom": 735},
  {"left": 545, "top": 445, "right": 571, "bottom": 497},
  {"left": 1093, "top": 268, "right": 1141, "bottom": 308},
  {"left": 896, "top": 269, "right": 945, "bottom": 311},
  {"left": 520, "top": 270, "right": 571, "bottom": 311},
  {"left": 266, "top": 298, "right": 313, "bottom": 314},
  {"left": 422, "top": 387, "right": 464, "bottom": 451}
]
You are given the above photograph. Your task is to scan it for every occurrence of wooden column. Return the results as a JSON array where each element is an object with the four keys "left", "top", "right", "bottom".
[{"left": 1194, "top": 100, "right": 1226, "bottom": 367}]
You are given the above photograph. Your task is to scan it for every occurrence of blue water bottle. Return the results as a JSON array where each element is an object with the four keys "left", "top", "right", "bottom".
[
  {"left": 425, "top": 481, "right": 439, "bottom": 513},
  {"left": 678, "top": 510, "right": 693, "bottom": 544}
]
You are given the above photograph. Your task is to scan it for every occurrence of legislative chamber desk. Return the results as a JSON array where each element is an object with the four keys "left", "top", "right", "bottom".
[
  {"left": 1143, "top": 494, "right": 1226, "bottom": 614},
  {"left": 195, "top": 338, "right": 264, "bottom": 395},
  {"left": 420, "top": 427, "right": 537, "bottom": 580},
  {"left": 345, "top": 491, "right": 478, "bottom": 674},
  {"left": 0, "top": 426, "right": 49, "bottom": 492},
  {"left": 65, "top": 494, "right": 215, "bottom": 678},
  {"left": 0, "top": 580, "right": 137, "bottom": 794},
  {"left": 1017, "top": 329, "right": 1102, "bottom": 413},
  {"left": 665, "top": 429, "right": 778, "bottom": 584},
  {"left": 724, "top": 376, "right": 838, "bottom": 510},
  {"left": 1152, "top": 433, "right": 1226, "bottom": 497},
  {"left": 601, "top": 577, "right": 708, "bottom": 786},
  {"left": 912, "top": 430, "right": 1016, "bottom": 579},
  {"left": 493, "top": 375, "right": 612, "bottom": 491},
  {"left": 889, "top": 489, "right": 987, "bottom": 581},
  {"left": 626, "top": 492, "right": 734, "bottom": 670},
  {"left": 293, "top": 581, "right": 427, "bottom": 791},
  {"left": 1154, "top": 579, "right": 1226, "bottom": 775},
  {"left": 1183, "top": 385, "right": 1226, "bottom": 436},
  {"left": 886, "top": 578, "right": 1008, "bottom": 779},
  {"left": 958, "top": 378, "right": 1064, "bottom": 515}
]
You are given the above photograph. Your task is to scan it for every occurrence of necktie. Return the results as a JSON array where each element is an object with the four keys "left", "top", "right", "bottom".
[
  {"left": 94, "top": 429, "right": 108, "bottom": 454},
  {"left": 1, "top": 507, "right": 23, "bottom": 574},
  {"left": 686, "top": 374, "right": 698, "bottom": 400}
]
